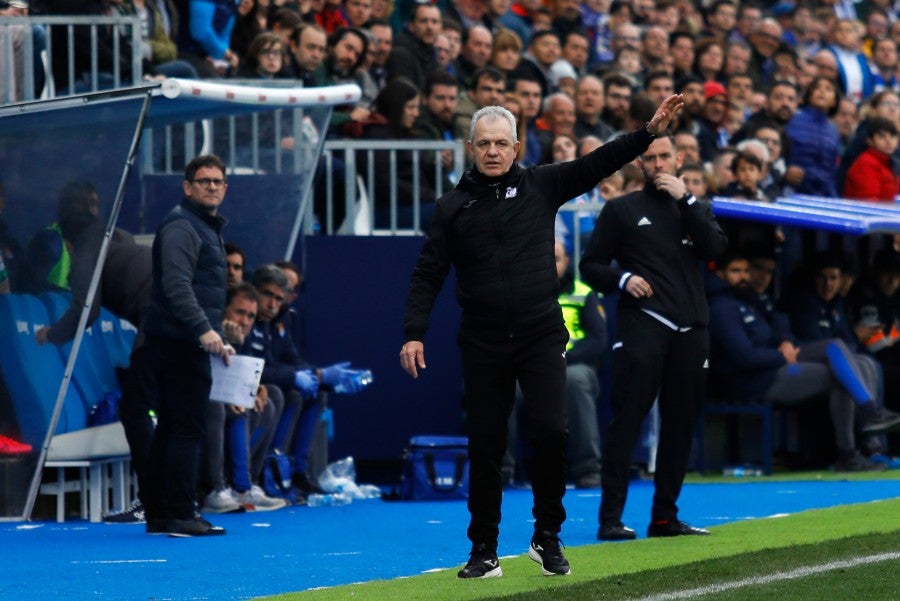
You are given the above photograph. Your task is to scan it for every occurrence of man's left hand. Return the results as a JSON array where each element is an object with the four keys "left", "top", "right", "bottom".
[{"left": 647, "top": 94, "right": 685, "bottom": 136}]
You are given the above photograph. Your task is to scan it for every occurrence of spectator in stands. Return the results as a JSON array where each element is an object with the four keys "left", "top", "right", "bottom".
[
  {"left": 454, "top": 67, "right": 507, "bottom": 142},
  {"left": 498, "top": 0, "right": 539, "bottom": 46},
  {"left": 707, "top": 250, "right": 899, "bottom": 472},
  {"left": 359, "top": 19, "right": 391, "bottom": 101},
  {"left": 402, "top": 96, "right": 685, "bottom": 578},
  {"left": 609, "top": 21, "right": 642, "bottom": 59},
  {"left": 515, "top": 29, "right": 562, "bottom": 97},
  {"left": 440, "top": 17, "right": 463, "bottom": 65},
  {"left": 433, "top": 32, "right": 455, "bottom": 73},
  {"left": 202, "top": 282, "right": 287, "bottom": 512},
  {"left": 837, "top": 89, "right": 900, "bottom": 194},
  {"left": 693, "top": 37, "right": 726, "bottom": 83},
  {"left": 385, "top": 1, "right": 439, "bottom": 87},
  {"left": 230, "top": 0, "right": 266, "bottom": 59},
  {"left": 832, "top": 97, "right": 861, "bottom": 153},
  {"left": 699, "top": 80, "right": 729, "bottom": 153},
  {"left": 224, "top": 242, "right": 245, "bottom": 287},
  {"left": 703, "top": 0, "right": 737, "bottom": 42},
  {"left": 612, "top": 45, "right": 643, "bottom": 85},
  {"left": 454, "top": 25, "right": 494, "bottom": 92},
  {"left": 751, "top": 126, "right": 787, "bottom": 197},
  {"left": 512, "top": 73, "right": 549, "bottom": 166},
  {"left": 843, "top": 117, "right": 900, "bottom": 201},
  {"left": 553, "top": 133, "right": 599, "bottom": 252},
  {"left": 415, "top": 70, "right": 459, "bottom": 178},
  {"left": 342, "top": 0, "right": 370, "bottom": 28},
  {"left": 784, "top": 76, "right": 842, "bottom": 198},
  {"left": 723, "top": 40, "right": 752, "bottom": 79},
  {"left": 501, "top": 91, "right": 528, "bottom": 162},
  {"left": 21, "top": 180, "right": 100, "bottom": 295},
  {"left": 174, "top": 0, "right": 241, "bottom": 77},
  {"left": 236, "top": 32, "right": 286, "bottom": 78},
  {"left": 870, "top": 37, "right": 899, "bottom": 94},
  {"left": 580, "top": 131, "right": 727, "bottom": 542},
  {"left": 561, "top": 30, "right": 589, "bottom": 76},
  {"left": 317, "top": 27, "right": 370, "bottom": 133},
  {"left": 246, "top": 264, "right": 369, "bottom": 500},
  {"left": 113, "top": 0, "right": 198, "bottom": 79},
  {"left": 826, "top": 18, "right": 874, "bottom": 105},
  {"left": 670, "top": 31, "right": 696, "bottom": 82},
  {"left": 747, "top": 18, "right": 783, "bottom": 88},
  {"left": 349, "top": 77, "right": 438, "bottom": 229},
  {"left": 644, "top": 70, "right": 675, "bottom": 105},
  {"left": 539, "top": 92, "right": 577, "bottom": 138},
  {"left": 143, "top": 154, "right": 233, "bottom": 536},
  {"left": 33, "top": 207, "right": 156, "bottom": 524},
  {"left": 574, "top": 75, "right": 614, "bottom": 142},
  {"left": 726, "top": 73, "right": 753, "bottom": 113},
  {"left": 678, "top": 160, "right": 710, "bottom": 202},
  {"left": 673, "top": 131, "right": 701, "bottom": 165},
  {"left": 730, "top": 2, "right": 761, "bottom": 45},
  {"left": 600, "top": 71, "right": 633, "bottom": 134},
  {"left": 641, "top": 26, "right": 670, "bottom": 74},
  {"left": 283, "top": 23, "right": 327, "bottom": 86},
  {"left": 490, "top": 28, "right": 524, "bottom": 77},
  {"left": 729, "top": 80, "right": 798, "bottom": 159}
]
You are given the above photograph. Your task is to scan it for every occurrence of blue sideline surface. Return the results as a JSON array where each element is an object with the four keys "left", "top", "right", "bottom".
[{"left": 1, "top": 479, "right": 899, "bottom": 601}]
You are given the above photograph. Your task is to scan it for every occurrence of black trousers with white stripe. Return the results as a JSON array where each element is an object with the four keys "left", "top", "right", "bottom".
[{"left": 600, "top": 308, "right": 709, "bottom": 526}]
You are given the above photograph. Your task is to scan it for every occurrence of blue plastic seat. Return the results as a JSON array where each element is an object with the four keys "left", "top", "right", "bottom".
[
  {"left": 0, "top": 294, "right": 89, "bottom": 446},
  {"left": 38, "top": 292, "right": 121, "bottom": 412}
]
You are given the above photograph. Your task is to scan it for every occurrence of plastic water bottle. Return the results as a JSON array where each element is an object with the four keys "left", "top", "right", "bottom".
[
  {"left": 333, "top": 369, "right": 374, "bottom": 394},
  {"left": 306, "top": 493, "right": 352, "bottom": 507},
  {"left": 723, "top": 465, "right": 762, "bottom": 477}
]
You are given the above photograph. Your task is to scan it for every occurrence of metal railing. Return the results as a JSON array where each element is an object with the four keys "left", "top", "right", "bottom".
[
  {"left": 320, "top": 138, "right": 465, "bottom": 235},
  {"left": 0, "top": 15, "right": 141, "bottom": 104}
]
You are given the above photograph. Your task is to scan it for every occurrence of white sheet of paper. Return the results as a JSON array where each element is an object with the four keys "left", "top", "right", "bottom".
[{"left": 209, "top": 355, "right": 265, "bottom": 409}]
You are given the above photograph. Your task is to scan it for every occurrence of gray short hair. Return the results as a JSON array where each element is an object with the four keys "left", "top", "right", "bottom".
[
  {"left": 469, "top": 105, "right": 518, "bottom": 143},
  {"left": 736, "top": 138, "right": 770, "bottom": 164}
]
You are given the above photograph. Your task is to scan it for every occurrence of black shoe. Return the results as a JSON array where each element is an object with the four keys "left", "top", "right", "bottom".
[
  {"left": 166, "top": 514, "right": 226, "bottom": 537},
  {"left": 104, "top": 501, "right": 145, "bottom": 524},
  {"left": 860, "top": 407, "right": 900, "bottom": 434},
  {"left": 145, "top": 518, "right": 168, "bottom": 535},
  {"left": 834, "top": 450, "right": 888, "bottom": 472},
  {"left": 457, "top": 543, "right": 502, "bottom": 578},
  {"left": 598, "top": 521, "right": 637, "bottom": 541},
  {"left": 576, "top": 472, "right": 602, "bottom": 489},
  {"left": 647, "top": 519, "right": 710, "bottom": 538},
  {"left": 292, "top": 472, "right": 325, "bottom": 495},
  {"left": 528, "top": 531, "right": 571, "bottom": 576}
]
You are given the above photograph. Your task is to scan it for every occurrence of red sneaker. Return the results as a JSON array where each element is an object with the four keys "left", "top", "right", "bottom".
[{"left": 0, "top": 434, "right": 32, "bottom": 455}]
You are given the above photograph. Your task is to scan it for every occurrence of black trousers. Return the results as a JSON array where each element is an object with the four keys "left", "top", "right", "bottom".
[
  {"left": 117, "top": 342, "right": 157, "bottom": 508},
  {"left": 600, "top": 309, "right": 709, "bottom": 526},
  {"left": 459, "top": 323, "right": 569, "bottom": 549},
  {"left": 145, "top": 335, "right": 212, "bottom": 520}
]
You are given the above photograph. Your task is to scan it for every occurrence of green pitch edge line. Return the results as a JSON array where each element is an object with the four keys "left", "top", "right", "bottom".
[{"left": 259, "top": 498, "right": 900, "bottom": 601}]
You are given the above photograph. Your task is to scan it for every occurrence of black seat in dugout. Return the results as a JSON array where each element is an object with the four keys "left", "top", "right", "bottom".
[{"left": 694, "top": 397, "right": 775, "bottom": 476}]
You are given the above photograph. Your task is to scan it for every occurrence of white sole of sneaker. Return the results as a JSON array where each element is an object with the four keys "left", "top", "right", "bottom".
[
  {"left": 528, "top": 547, "right": 571, "bottom": 576},
  {"left": 457, "top": 566, "right": 502, "bottom": 579}
]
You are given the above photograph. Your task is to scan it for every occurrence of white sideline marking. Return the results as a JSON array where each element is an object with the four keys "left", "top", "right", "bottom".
[
  {"left": 72, "top": 559, "right": 167, "bottom": 565},
  {"left": 631, "top": 552, "right": 900, "bottom": 600}
]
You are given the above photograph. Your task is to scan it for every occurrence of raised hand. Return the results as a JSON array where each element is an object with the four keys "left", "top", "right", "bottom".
[{"left": 647, "top": 94, "right": 685, "bottom": 136}]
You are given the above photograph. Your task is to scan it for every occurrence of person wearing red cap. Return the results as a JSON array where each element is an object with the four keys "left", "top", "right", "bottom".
[{"left": 696, "top": 80, "right": 729, "bottom": 156}]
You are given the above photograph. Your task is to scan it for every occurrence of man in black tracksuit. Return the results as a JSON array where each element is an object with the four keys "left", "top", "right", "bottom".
[
  {"left": 580, "top": 134, "right": 728, "bottom": 541},
  {"left": 401, "top": 95, "right": 685, "bottom": 579}
]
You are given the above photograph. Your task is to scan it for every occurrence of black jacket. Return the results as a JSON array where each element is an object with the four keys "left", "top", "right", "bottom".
[
  {"left": 47, "top": 220, "right": 151, "bottom": 345},
  {"left": 403, "top": 126, "right": 656, "bottom": 342},
  {"left": 146, "top": 198, "right": 227, "bottom": 342},
  {"left": 579, "top": 184, "right": 727, "bottom": 327}
]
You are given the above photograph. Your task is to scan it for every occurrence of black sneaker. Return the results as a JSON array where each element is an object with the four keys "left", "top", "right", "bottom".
[
  {"left": 834, "top": 450, "right": 888, "bottom": 472},
  {"left": 104, "top": 501, "right": 145, "bottom": 524},
  {"left": 457, "top": 543, "right": 502, "bottom": 579},
  {"left": 647, "top": 519, "right": 710, "bottom": 537},
  {"left": 860, "top": 407, "right": 900, "bottom": 434},
  {"left": 166, "top": 514, "right": 226, "bottom": 537},
  {"left": 528, "top": 531, "right": 571, "bottom": 576},
  {"left": 598, "top": 521, "right": 637, "bottom": 541},
  {"left": 145, "top": 518, "right": 168, "bottom": 535}
]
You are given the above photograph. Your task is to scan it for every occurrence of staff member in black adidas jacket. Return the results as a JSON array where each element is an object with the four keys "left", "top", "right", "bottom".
[
  {"left": 580, "top": 134, "right": 728, "bottom": 542},
  {"left": 400, "top": 95, "right": 685, "bottom": 579}
]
